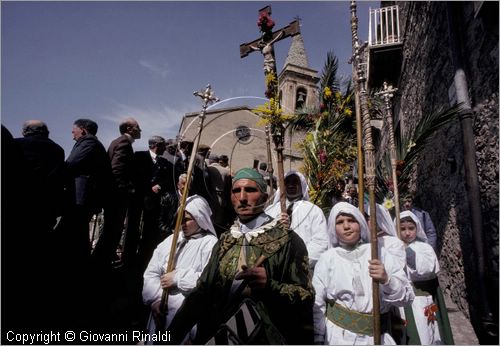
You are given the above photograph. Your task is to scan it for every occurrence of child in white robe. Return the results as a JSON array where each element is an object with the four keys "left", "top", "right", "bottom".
[
  {"left": 142, "top": 195, "right": 218, "bottom": 343},
  {"left": 397, "top": 210, "right": 454, "bottom": 344},
  {"left": 313, "top": 202, "right": 414, "bottom": 345}
]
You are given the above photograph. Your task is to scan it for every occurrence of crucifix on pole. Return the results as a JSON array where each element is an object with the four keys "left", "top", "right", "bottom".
[{"left": 240, "top": 5, "right": 300, "bottom": 214}]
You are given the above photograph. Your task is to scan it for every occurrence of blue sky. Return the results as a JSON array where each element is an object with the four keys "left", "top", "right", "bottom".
[{"left": 2, "top": 1, "right": 377, "bottom": 156}]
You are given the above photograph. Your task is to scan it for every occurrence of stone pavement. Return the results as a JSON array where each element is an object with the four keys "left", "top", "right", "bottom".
[{"left": 444, "top": 293, "right": 479, "bottom": 344}]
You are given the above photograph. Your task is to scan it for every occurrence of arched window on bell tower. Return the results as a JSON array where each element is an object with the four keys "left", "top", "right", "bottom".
[{"left": 295, "top": 87, "right": 307, "bottom": 110}]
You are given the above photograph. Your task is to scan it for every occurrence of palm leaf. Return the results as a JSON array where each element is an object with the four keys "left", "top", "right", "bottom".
[
  {"left": 397, "top": 103, "right": 463, "bottom": 184},
  {"left": 320, "top": 51, "right": 340, "bottom": 93}
]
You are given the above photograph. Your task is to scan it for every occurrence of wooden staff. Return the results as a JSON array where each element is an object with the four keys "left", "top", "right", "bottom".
[
  {"left": 159, "top": 84, "right": 219, "bottom": 316},
  {"left": 264, "top": 124, "right": 274, "bottom": 197},
  {"left": 349, "top": 2, "right": 365, "bottom": 215},
  {"left": 376, "top": 82, "right": 401, "bottom": 238},
  {"left": 350, "top": 1, "right": 381, "bottom": 343}
]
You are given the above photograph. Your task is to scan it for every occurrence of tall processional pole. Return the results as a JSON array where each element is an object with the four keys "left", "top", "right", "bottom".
[
  {"left": 376, "top": 82, "right": 402, "bottom": 238},
  {"left": 349, "top": 2, "right": 365, "bottom": 215},
  {"left": 240, "top": 5, "right": 300, "bottom": 213},
  {"left": 158, "top": 85, "right": 219, "bottom": 319},
  {"left": 350, "top": 1, "right": 381, "bottom": 343}
]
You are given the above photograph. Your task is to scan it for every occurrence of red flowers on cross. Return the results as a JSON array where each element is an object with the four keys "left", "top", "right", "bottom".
[{"left": 257, "top": 12, "right": 275, "bottom": 32}]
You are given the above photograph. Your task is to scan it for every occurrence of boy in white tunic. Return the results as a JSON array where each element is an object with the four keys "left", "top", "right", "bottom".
[
  {"left": 313, "top": 202, "right": 414, "bottom": 345},
  {"left": 265, "top": 170, "right": 329, "bottom": 269},
  {"left": 142, "top": 195, "right": 218, "bottom": 341},
  {"left": 397, "top": 210, "right": 454, "bottom": 344}
]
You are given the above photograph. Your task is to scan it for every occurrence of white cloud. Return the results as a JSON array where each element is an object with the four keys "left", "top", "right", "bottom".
[{"left": 139, "top": 59, "right": 169, "bottom": 78}]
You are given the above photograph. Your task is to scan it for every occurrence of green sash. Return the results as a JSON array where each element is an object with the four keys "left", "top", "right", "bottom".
[
  {"left": 326, "top": 301, "right": 374, "bottom": 336},
  {"left": 404, "top": 279, "right": 455, "bottom": 345}
]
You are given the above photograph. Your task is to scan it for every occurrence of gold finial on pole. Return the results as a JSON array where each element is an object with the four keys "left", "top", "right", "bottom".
[{"left": 376, "top": 82, "right": 401, "bottom": 238}]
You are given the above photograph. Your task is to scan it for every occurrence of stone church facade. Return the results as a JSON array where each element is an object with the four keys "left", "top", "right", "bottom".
[{"left": 368, "top": 1, "right": 498, "bottom": 342}]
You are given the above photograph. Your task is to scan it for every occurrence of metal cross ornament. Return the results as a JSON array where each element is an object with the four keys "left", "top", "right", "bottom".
[{"left": 193, "top": 84, "right": 220, "bottom": 117}]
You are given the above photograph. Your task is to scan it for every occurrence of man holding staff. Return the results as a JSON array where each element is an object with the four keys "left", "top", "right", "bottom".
[{"left": 167, "top": 168, "right": 314, "bottom": 344}]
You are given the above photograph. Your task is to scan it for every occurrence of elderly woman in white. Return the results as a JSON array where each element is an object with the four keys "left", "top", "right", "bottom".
[
  {"left": 142, "top": 195, "right": 218, "bottom": 342},
  {"left": 265, "top": 170, "right": 329, "bottom": 269},
  {"left": 312, "top": 202, "right": 414, "bottom": 345}
]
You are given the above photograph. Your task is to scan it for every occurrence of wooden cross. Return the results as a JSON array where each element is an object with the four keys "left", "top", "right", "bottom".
[
  {"left": 240, "top": 6, "right": 300, "bottom": 60},
  {"left": 239, "top": 5, "right": 300, "bottom": 214}
]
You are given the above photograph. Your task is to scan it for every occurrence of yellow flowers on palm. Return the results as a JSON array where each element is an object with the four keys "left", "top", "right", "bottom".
[
  {"left": 323, "top": 86, "right": 332, "bottom": 99},
  {"left": 265, "top": 72, "right": 277, "bottom": 87},
  {"left": 383, "top": 197, "right": 395, "bottom": 210},
  {"left": 253, "top": 98, "right": 294, "bottom": 126}
]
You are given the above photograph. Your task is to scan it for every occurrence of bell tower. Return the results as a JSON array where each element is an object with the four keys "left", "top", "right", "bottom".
[{"left": 278, "top": 33, "right": 319, "bottom": 113}]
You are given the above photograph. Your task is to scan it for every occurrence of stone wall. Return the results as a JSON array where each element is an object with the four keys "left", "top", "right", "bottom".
[{"left": 381, "top": 1, "right": 498, "bottom": 334}]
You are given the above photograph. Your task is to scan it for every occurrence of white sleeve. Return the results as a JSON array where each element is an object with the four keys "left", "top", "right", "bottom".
[
  {"left": 306, "top": 205, "right": 330, "bottom": 268},
  {"left": 312, "top": 252, "right": 330, "bottom": 344},
  {"left": 410, "top": 242, "right": 439, "bottom": 281},
  {"left": 380, "top": 246, "right": 415, "bottom": 307},
  {"left": 142, "top": 239, "right": 170, "bottom": 306},
  {"left": 174, "top": 237, "right": 217, "bottom": 292}
]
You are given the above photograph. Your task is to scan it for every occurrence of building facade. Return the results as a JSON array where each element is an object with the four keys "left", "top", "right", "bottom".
[{"left": 368, "top": 1, "right": 498, "bottom": 342}]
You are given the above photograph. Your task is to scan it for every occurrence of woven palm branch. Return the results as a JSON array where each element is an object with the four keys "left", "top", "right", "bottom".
[{"left": 376, "top": 103, "right": 463, "bottom": 200}]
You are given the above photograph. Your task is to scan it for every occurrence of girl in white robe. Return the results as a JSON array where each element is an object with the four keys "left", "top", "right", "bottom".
[
  {"left": 142, "top": 195, "right": 218, "bottom": 343},
  {"left": 313, "top": 202, "right": 414, "bottom": 345},
  {"left": 266, "top": 170, "right": 329, "bottom": 269},
  {"left": 397, "top": 210, "right": 454, "bottom": 344}
]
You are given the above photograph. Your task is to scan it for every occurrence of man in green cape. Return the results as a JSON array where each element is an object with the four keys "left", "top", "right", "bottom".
[{"left": 167, "top": 168, "right": 314, "bottom": 344}]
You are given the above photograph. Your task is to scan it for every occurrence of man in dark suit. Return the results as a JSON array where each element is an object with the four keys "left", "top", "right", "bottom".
[
  {"left": 124, "top": 135, "right": 177, "bottom": 270},
  {"left": 93, "top": 117, "right": 141, "bottom": 267},
  {"left": 53, "top": 118, "right": 111, "bottom": 328},
  {"left": 62, "top": 118, "right": 111, "bottom": 260},
  {"left": 15, "top": 120, "right": 65, "bottom": 232},
  {"left": 8, "top": 121, "right": 65, "bottom": 329}
]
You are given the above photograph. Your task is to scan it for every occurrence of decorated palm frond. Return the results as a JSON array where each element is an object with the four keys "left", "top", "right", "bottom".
[{"left": 289, "top": 51, "right": 357, "bottom": 211}]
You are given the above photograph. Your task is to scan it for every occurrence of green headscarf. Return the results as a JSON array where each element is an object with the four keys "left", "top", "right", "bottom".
[{"left": 232, "top": 168, "right": 267, "bottom": 193}]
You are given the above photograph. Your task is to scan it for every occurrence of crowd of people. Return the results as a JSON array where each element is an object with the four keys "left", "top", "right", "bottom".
[{"left": 2, "top": 118, "right": 452, "bottom": 345}]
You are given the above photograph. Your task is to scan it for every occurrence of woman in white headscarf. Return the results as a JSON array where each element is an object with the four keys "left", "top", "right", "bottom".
[
  {"left": 265, "top": 170, "right": 328, "bottom": 269},
  {"left": 143, "top": 195, "right": 218, "bottom": 342},
  {"left": 396, "top": 210, "right": 454, "bottom": 345},
  {"left": 312, "top": 202, "right": 414, "bottom": 345}
]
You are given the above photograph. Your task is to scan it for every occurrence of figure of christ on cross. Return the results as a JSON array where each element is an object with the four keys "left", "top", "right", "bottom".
[
  {"left": 240, "top": 5, "right": 301, "bottom": 214},
  {"left": 240, "top": 5, "right": 300, "bottom": 98}
]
